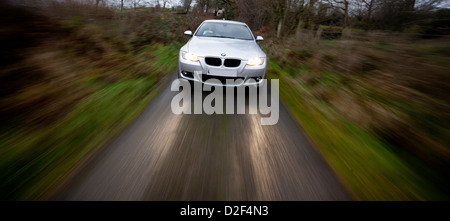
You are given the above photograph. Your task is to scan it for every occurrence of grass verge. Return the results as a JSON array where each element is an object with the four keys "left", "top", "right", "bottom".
[
  {"left": 267, "top": 60, "right": 448, "bottom": 200},
  {"left": 0, "top": 44, "right": 178, "bottom": 200}
]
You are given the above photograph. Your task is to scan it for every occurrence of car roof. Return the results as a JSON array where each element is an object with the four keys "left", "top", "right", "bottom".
[{"left": 201, "top": 19, "right": 247, "bottom": 26}]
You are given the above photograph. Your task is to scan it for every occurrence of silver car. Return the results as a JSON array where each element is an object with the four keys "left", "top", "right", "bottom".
[{"left": 178, "top": 19, "right": 266, "bottom": 87}]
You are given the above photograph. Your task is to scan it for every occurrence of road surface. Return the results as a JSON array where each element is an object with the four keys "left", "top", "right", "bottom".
[{"left": 56, "top": 74, "right": 351, "bottom": 201}]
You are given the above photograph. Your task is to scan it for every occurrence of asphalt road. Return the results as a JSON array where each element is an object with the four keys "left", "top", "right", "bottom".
[{"left": 57, "top": 74, "right": 351, "bottom": 201}]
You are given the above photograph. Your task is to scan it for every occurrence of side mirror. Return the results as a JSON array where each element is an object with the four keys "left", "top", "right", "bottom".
[
  {"left": 256, "top": 36, "right": 264, "bottom": 41},
  {"left": 184, "top": 30, "right": 193, "bottom": 36}
]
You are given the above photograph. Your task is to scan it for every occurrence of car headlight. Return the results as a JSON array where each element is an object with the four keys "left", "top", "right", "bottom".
[
  {"left": 182, "top": 51, "right": 199, "bottom": 62},
  {"left": 247, "top": 57, "right": 265, "bottom": 66}
]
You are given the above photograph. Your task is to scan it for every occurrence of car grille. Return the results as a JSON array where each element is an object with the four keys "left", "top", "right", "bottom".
[
  {"left": 201, "top": 75, "right": 245, "bottom": 86},
  {"left": 205, "top": 57, "right": 242, "bottom": 67},
  {"left": 205, "top": 57, "right": 221, "bottom": 66},
  {"left": 224, "top": 59, "right": 241, "bottom": 67}
]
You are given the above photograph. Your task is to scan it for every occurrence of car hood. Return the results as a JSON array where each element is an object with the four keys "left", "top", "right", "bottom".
[{"left": 186, "top": 36, "right": 265, "bottom": 59}]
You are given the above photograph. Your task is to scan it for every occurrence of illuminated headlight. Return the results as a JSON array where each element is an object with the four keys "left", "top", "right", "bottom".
[
  {"left": 182, "top": 51, "right": 199, "bottom": 62},
  {"left": 247, "top": 57, "right": 264, "bottom": 66}
]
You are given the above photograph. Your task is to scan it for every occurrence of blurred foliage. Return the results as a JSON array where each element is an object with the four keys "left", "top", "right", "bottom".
[
  {"left": 0, "top": 1, "right": 187, "bottom": 200},
  {"left": 263, "top": 32, "right": 450, "bottom": 200}
]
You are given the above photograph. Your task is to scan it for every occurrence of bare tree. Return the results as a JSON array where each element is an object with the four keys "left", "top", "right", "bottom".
[
  {"left": 329, "top": 0, "right": 350, "bottom": 27},
  {"left": 293, "top": 0, "right": 307, "bottom": 37},
  {"left": 271, "top": 0, "right": 289, "bottom": 38},
  {"left": 361, "top": 0, "right": 375, "bottom": 19},
  {"left": 182, "top": 0, "right": 193, "bottom": 12},
  {"left": 133, "top": 0, "right": 144, "bottom": 9},
  {"left": 197, "top": 0, "right": 211, "bottom": 12},
  {"left": 162, "top": 0, "right": 172, "bottom": 9},
  {"left": 235, "top": 0, "right": 269, "bottom": 29},
  {"left": 415, "top": 0, "right": 444, "bottom": 11},
  {"left": 154, "top": 0, "right": 161, "bottom": 7},
  {"left": 95, "top": 0, "right": 103, "bottom": 9},
  {"left": 305, "top": 0, "right": 318, "bottom": 28}
]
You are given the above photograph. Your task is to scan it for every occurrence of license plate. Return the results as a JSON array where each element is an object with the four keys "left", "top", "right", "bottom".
[{"left": 207, "top": 69, "right": 237, "bottom": 77}]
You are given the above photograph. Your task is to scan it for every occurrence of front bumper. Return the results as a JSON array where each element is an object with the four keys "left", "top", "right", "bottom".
[{"left": 178, "top": 54, "right": 266, "bottom": 87}]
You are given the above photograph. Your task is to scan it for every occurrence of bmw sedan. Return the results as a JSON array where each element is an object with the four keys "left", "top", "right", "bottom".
[{"left": 178, "top": 19, "right": 266, "bottom": 86}]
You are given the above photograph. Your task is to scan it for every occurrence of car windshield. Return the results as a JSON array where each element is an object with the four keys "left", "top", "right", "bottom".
[{"left": 195, "top": 22, "right": 254, "bottom": 40}]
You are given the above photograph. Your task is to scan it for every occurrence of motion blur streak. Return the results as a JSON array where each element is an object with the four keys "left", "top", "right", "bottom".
[
  {"left": 58, "top": 74, "right": 350, "bottom": 201},
  {"left": 246, "top": 111, "right": 347, "bottom": 200},
  {"left": 60, "top": 84, "right": 184, "bottom": 200}
]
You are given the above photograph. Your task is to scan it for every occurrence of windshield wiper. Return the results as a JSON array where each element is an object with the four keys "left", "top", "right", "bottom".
[
  {"left": 199, "top": 35, "right": 251, "bottom": 40},
  {"left": 210, "top": 35, "right": 236, "bottom": 39}
]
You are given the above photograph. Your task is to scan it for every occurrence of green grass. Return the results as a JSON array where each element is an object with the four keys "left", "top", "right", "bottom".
[
  {"left": 0, "top": 78, "right": 158, "bottom": 200},
  {"left": 149, "top": 43, "right": 181, "bottom": 73},
  {"left": 267, "top": 61, "right": 447, "bottom": 200}
]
